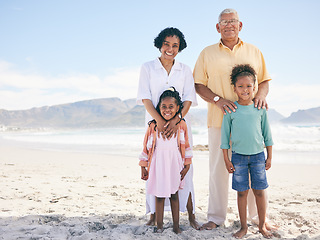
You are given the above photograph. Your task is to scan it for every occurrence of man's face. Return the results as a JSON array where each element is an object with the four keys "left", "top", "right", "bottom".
[{"left": 216, "top": 13, "right": 242, "bottom": 42}]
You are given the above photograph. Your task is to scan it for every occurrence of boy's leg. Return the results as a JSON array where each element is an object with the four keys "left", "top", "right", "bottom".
[
  {"left": 155, "top": 197, "right": 165, "bottom": 231},
  {"left": 253, "top": 189, "right": 272, "bottom": 238},
  {"left": 170, "top": 192, "right": 181, "bottom": 234},
  {"left": 233, "top": 190, "right": 249, "bottom": 239}
]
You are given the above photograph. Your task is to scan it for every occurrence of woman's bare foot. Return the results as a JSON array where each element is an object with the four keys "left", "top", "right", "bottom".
[
  {"left": 259, "top": 225, "right": 273, "bottom": 239},
  {"left": 189, "top": 214, "right": 201, "bottom": 230},
  {"left": 173, "top": 226, "right": 182, "bottom": 234},
  {"left": 154, "top": 227, "right": 163, "bottom": 233},
  {"left": 202, "top": 221, "right": 218, "bottom": 230},
  {"left": 146, "top": 214, "right": 155, "bottom": 226},
  {"left": 233, "top": 227, "right": 248, "bottom": 239}
]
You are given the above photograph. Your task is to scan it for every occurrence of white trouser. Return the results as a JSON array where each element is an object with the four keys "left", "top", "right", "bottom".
[{"left": 207, "top": 127, "right": 268, "bottom": 225}]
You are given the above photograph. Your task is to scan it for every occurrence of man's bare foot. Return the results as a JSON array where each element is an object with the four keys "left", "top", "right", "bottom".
[
  {"left": 259, "top": 225, "right": 273, "bottom": 239},
  {"left": 265, "top": 221, "right": 279, "bottom": 231},
  {"left": 233, "top": 227, "right": 248, "bottom": 239},
  {"left": 202, "top": 221, "right": 218, "bottom": 230},
  {"left": 146, "top": 214, "right": 155, "bottom": 226},
  {"left": 189, "top": 214, "right": 201, "bottom": 230}
]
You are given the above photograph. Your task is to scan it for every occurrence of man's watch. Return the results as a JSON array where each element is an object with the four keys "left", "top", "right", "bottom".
[{"left": 213, "top": 96, "right": 220, "bottom": 103}]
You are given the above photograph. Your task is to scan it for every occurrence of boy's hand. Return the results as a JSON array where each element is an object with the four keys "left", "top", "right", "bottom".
[
  {"left": 141, "top": 167, "right": 148, "bottom": 180},
  {"left": 225, "top": 160, "right": 235, "bottom": 173},
  {"left": 180, "top": 164, "right": 190, "bottom": 180},
  {"left": 265, "top": 158, "right": 271, "bottom": 170}
]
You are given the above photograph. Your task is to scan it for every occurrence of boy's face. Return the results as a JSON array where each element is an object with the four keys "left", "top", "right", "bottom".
[{"left": 234, "top": 76, "right": 255, "bottom": 103}]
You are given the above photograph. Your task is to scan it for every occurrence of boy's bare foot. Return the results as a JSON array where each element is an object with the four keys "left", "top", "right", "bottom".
[
  {"left": 259, "top": 225, "right": 273, "bottom": 239},
  {"left": 233, "top": 227, "right": 248, "bottom": 239},
  {"left": 202, "top": 221, "right": 217, "bottom": 230}
]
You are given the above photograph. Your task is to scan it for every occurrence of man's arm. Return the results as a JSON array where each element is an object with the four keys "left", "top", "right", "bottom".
[
  {"left": 254, "top": 81, "right": 269, "bottom": 110},
  {"left": 195, "top": 83, "right": 237, "bottom": 115}
]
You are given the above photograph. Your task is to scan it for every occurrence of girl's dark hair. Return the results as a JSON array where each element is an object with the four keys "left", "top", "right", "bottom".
[
  {"left": 154, "top": 27, "right": 187, "bottom": 52},
  {"left": 230, "top": 64, "right": 256, "bottom": 85},
  {"left": 148, "top": 87, "right": 184, "bottom": 128}
]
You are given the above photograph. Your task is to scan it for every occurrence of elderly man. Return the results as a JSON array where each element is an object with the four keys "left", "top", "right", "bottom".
[{"left": 193, "top": 8, "right": 272, "bottom": 230}]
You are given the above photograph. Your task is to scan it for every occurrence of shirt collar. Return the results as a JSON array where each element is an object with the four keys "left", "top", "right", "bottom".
[
  {"left": 219, "top": 38, "right": 243, "bottom": 49},
  {"left": 154, "top": 58, "right": 182, "bottom": 71}
]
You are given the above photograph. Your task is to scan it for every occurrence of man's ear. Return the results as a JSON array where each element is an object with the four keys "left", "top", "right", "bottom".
[{"left": 216, "top": 23, "right": 221, "bottom": 33}]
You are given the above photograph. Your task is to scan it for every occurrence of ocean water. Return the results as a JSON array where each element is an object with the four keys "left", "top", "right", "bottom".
[{"left": 0, "top": 124, "right": 319, "bottom": 165}]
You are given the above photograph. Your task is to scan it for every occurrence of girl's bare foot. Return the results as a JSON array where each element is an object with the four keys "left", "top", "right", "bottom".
[
  {"left": 153, "top": 227, "right": 163, "bottom": 233},
  {"left": 259, "top": 225, "right": 273, "bottom": 239},
  {"left": 265, "top": 221, "right": 279, "bottom": 231},
  {"left": 233, "top": 227, "right": 248, "bottom": 239}
]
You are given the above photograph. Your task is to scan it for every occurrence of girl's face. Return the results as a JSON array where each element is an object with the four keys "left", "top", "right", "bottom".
[
  {"left": 234, "top": 75, "right": 255, "bottom": 103},
  {"left": 159, "top": 97, "right": 179, "bottom": 121},
  {"left": 160, "top": 36, "right": 180, "bottom": 62}
]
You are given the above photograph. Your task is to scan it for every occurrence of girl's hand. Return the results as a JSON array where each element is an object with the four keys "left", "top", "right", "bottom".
[
  {"left": 180, "top": 164, "right": 190, "bottom": 180},
  {"left": 141, "top": 167, "right": 148, "bottom": 180},
  {"left": 224, "top": 160, "right": 235, "bottom": 173},
  {"left": 265, "top": 158, "right": 271, "bottom": 170}
]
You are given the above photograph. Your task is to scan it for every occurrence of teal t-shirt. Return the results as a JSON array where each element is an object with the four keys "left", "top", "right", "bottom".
[{"left": 220, "top": 101, "right": 273, "bottom": 155}]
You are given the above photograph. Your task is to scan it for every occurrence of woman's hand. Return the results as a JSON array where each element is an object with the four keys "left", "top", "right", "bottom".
[
  {"left": 156, "top": 118, "right": 168, "bottom": 139},
  {"left": 163, "top": 114, "right": 180, "bottom": 139},
  {"left": 180, "top": 164, "right": 190, "bottom": 180},
  {"left": 141, "top": 167, "right": 148, "bottom": 180}
]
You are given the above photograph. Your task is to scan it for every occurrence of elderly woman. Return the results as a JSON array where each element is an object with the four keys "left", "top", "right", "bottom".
[{"left": 137, "top": 27, "right": 199, "bottom": 229}]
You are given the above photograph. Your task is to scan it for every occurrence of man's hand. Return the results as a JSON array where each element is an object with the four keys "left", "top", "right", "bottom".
[{"left": 216, "top": 98, "right": 237, "bottom": 115}]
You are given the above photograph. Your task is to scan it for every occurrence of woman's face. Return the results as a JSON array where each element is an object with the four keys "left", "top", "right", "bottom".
[{"left": 160, "top": 35, "right": 180, "bottom": 61}]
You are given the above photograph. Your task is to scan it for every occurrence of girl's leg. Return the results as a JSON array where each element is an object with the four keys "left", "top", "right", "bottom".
[
  {"left": 170, "top": 192, "right": 181, "bottom": 234},
  {"left": 155, "top": 197, "right": 165, "bottom": 232},
  {"left": 186, "top": 193, "right": 201, "bottom": 230},
  {"left": 252, "top": 189, "right": 272, "bottom": 239},
  {"left": 233, "top": 190, "right": 249, "bottom": 239}
]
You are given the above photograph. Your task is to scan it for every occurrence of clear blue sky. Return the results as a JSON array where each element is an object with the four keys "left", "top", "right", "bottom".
[{"left": 0, "top": 0, "right": 319, "bottom": 116}]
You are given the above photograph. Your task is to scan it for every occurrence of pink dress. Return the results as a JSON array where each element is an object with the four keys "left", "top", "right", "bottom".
[{"left": 147, "top": 135, "right": 185, "bottom": 198}]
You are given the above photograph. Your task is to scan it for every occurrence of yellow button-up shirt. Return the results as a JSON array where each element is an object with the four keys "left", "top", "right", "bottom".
[{"left": 193, "top": 39, "right": 271, "bottom": 128}]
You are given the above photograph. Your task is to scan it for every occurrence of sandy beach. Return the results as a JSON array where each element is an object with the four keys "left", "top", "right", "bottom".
[{"left": 0, "top": 144, "right": 320, "bottom": 239}]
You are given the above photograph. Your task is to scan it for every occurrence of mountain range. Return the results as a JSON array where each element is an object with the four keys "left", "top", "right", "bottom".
[{"left": 0, "top": 98, "right": 318, "bottom": 129}]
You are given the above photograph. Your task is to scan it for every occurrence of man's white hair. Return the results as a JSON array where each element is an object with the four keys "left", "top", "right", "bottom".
[{"left": 218, "top": 8, "right": 239, "bottom": 22}]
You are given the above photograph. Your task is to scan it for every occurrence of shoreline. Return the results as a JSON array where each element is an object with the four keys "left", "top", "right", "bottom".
[{"left": 1, "top": 144, "right": 320, "bottom": 239}]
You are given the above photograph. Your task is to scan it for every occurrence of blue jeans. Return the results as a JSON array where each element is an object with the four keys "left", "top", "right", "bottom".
[{"left": 231, "top": 151, "right": 269, "bottom": 192}]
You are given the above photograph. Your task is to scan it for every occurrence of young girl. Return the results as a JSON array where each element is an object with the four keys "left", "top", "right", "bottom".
[
  {"left": 220, "top": 64, "right": 273, "bottom": 239},
  {"left": 139, "top": 87, "right": 193, "bottom": 234}
]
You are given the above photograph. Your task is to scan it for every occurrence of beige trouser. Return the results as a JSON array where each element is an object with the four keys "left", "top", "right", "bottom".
[{"left": 208, "top": 127, "right": 268, "bottom": 225}]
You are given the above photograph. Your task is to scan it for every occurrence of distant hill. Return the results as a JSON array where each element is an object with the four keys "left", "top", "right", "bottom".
[
  {"left": 0, "top": 97, "right": 315, "bottom": 129},
  {"left": 281, "top": 106, "right": 320, "bottom": 124}
]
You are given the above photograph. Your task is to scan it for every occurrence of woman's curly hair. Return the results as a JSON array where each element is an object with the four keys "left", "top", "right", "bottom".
[
  {"left": 154, "top": 27, "right": 187, "bottom": 52},
  {"left": 230, "top": 64, "right": 256, "bottom": 85}
]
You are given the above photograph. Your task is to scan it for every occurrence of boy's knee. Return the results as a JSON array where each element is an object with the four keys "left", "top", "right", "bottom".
[
  {"left": 253, "top": 189, "right": 264, "bottom": 198},
  {"left": 238, "top": 190, "right": 249, "bottom": 198}
]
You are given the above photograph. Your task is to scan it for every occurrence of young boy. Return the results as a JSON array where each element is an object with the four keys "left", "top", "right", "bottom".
[{"left": 220, "top": 64, "right": 273, "bottom": 239}]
